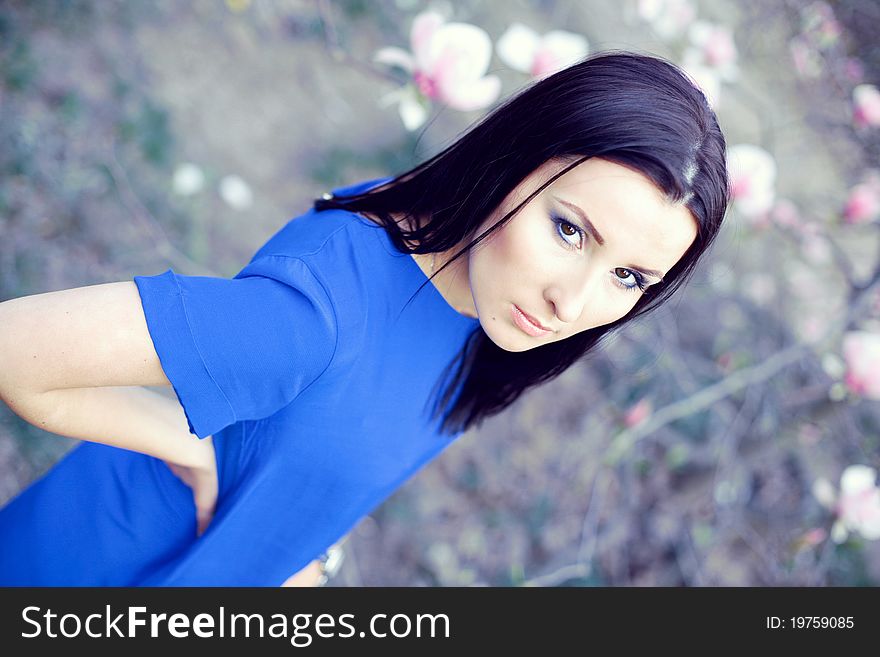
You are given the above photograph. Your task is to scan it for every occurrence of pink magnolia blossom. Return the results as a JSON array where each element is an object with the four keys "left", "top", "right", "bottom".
[
  {"left": 812, "top": 465, "right": 880, "bottom": 543},
  {"left": 727, "top": 144, "right": 777, "bottom": 221},
  {"left": 843, "top": 180, "right": 880, "bottom": 224},
  {"left": 496, "top": 23, "right": 589, "bottom": 80},
  {"left": 374, "top": 11, "right": 501, "bottom": 130},
  {"left": 682, "top": 21, "right": 739, "bottom": 83},
  {"left": 853, "top": 84, "right": 880, "bottom": 129},
  {"left": 623, "top": 397, "right": 652, "bottom": 428},
  {"left": 841, "top": 330, "right": 880, "bottom": 400},
  {"left": 636, "top": 0, "right": 697, "bottom": 40}
]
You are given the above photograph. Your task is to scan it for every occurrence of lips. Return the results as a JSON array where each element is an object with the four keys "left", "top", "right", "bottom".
[
  {"left": 517, "top": 306, "right": 550, "bottom": 331},
  {"left": 512, "top": 304, "right": 553, "bottom": 337}
]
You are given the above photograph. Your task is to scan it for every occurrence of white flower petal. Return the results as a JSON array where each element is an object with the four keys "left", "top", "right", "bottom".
[
  {"left": 172, "top": 163, "right": 205, "bottom": 196},
  {"left": 411, "top": 10, "right": 447, "bottom": 72},
  {"left": 425, "top": 22, "right": 493, "bottom": 81},
  {"left": 399, "top": 93, "right": 428, "bottom": 131},
  {"left": 856, "top": 506, "right": 880, "bottom": 540},
  {"left": 373, "top": 46, "right": 416, "bottom": 73},
  {"left": 728, "top": 144, "right": 777, "bottom": 182},
  {"left": 376, "top": 87, "right": 408, "bottom": 108},
  {"left": 840, "top": 464, "right": 877, "bottom": 495},
  {"left": 842, "top": 331, "right": 880, "bottom": 399},
  {"left": 219, "top": 174, "right": 253, "bottom": 210},
  {"left": 728, "top": 144, "right": 777, "bottom": 218},
  {"left": 812, "top": 478, "right": 837, "bottom": 509},
  {"left": 637, "top": 0, "right": 663, "bottom": 21},
  {"left": 735, "top": 187, "right": 776, "bottom": 218},
  {"left": 853, "top": 84, "right": 880, "bottom": 127},
  {"left": 437, "top": 73, "right": 501, "bottom": 112},
  {"left": 820, "top": 353, "right": 846, "bottom": 379},
  {"left": 853, "top": 84, "right": 879, "bottom": 105},
  {"left": 540, "top": 30, "right": 589, "bottom": 66},
  {"left": 496, "top": 22, "right": 541, "bottom": 73}
]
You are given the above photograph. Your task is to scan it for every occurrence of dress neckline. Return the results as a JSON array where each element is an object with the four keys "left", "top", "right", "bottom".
[
  {"left": 330, "top": 178, "right": 481, "bottom": 326},
  {"left": 367, "top": 212, "right": 480, "bottom": 324}
]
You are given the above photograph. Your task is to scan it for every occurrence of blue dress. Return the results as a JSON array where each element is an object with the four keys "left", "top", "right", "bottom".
[{"left": 0, "top": 177, "right": 481, "bottom": 585}]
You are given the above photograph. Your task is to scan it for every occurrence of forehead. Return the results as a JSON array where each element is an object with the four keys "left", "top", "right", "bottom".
[{"left": 544, "top": 158, "right": 698, "bottom": 254}]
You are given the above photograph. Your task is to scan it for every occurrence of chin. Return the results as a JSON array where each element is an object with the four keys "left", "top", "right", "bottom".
[
  {"left": 473, "top": 302, "right": 543, "bottom": 352},
  {"left": 482, "top": 326, "right": 539, "bottom": 353}
]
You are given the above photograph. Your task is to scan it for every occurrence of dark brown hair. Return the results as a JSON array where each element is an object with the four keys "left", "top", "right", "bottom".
[{"left": 314, "top": 50, "right": 731, "bottom": 436}]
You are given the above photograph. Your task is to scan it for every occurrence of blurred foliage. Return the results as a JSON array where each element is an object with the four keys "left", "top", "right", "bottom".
[
  {"left": 115, "top": 100, "right": 173, "bottom": 167},
  {"left": 1, "top": 0, "right": 879, "bottom": 587}
]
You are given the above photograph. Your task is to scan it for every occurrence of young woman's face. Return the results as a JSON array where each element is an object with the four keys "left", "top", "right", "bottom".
[{"left": 465, "top": 157, "right": 698, "bottom": 352}]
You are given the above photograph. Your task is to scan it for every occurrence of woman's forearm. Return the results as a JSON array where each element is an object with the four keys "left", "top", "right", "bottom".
[{"left": 2, "top": 384, "right": 210, "bottom": 468}]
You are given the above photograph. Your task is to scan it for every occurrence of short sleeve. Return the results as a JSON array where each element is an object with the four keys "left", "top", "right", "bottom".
[{"left": 133, "top": 255, "right": 337, "bottom": 439}]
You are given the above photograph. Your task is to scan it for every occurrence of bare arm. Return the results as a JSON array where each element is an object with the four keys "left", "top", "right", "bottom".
[
  {"left": 0, "top": 281, "right": 209, "bottom": 468},
  {"left": 14, "top": 385, "right": 212, "bottom": 469}
]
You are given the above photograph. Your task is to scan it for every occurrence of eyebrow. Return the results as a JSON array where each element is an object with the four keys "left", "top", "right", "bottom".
[{"left": 552, "top": 195, "right": 666, "bottom": 282}]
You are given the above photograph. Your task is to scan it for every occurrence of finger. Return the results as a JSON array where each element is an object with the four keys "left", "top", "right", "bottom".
[
  {"left": 194, "top": 493, "right": 217, "bottom": 537},
  {"left": 195, "top": 505, "right": 215, "bottom": 537}
]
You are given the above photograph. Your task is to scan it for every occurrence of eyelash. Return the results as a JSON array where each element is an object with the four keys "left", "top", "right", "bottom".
[{"left": 550, "top": 215, "right": 650, "bottom": 293}]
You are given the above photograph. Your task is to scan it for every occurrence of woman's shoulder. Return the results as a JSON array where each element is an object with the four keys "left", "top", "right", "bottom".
[
  {"left": 247, "top": 179, "right": 391, "bottom": 264},
  {"left": 329, "top": 175, "right": 393, "bottom": 198}
]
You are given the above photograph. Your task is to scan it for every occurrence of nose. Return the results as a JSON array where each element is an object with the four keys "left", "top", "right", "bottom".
[{"left": 546, "top": 268, "right": 600, "bottom": 326}]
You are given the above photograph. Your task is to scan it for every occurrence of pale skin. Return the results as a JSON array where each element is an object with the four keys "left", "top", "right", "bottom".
[
  {"left": 281, "top": 560, "right": 325, "bottom": 587},
  {"left": 0, "top": 157, "right": 693, "bottom": 587},
  {"left": 0, "top": 285, "right": 324, "bottom": 586},
  {"left": 402, "top": 157, "right": 699, "bottom": 350}
]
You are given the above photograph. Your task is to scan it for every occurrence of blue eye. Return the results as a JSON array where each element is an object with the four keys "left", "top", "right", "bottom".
[{"left": 550, "top": 215, "right": 649, "bottom": 294}]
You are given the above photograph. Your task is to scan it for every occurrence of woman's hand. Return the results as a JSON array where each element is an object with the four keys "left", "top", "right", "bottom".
[
  {"left": 281, "top": 560, "right": 325, "bottom": 587},
  {"left": 163, "top": 435, "right": 218, "bottom": 537}
]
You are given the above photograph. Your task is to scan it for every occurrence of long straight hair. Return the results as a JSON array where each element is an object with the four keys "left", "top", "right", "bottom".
[{"left": 314, "top": 50, "right": 731, "bottom": 436}]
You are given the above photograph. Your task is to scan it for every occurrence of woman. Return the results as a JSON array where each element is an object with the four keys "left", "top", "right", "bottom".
[{"left": 0, "top": 50, "right": 730, "bottom": 586}]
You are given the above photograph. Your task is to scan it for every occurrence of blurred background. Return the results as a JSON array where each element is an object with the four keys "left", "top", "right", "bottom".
[{"left": 2, "top": 0, "right": 880, "bottom": 586}]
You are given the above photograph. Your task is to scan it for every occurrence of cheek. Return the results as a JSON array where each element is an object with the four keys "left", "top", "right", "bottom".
[
  {"left": 563, "top": 290, "right": 642, "bottom": 335},
  {"left": 483, "top": 225, "right": 517, "bottom": 265},
  {"left": 591, "top": 295, "right": 642, "bottom": 327},
  {"left": 468, "top": 229, "right": 522, "bottom": 324},
  {"left": 488, "top": 219, "right": 549, "bottom": 276},
  {"left": 471, "top": 227, "right": 515, "bottom": 289}
]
